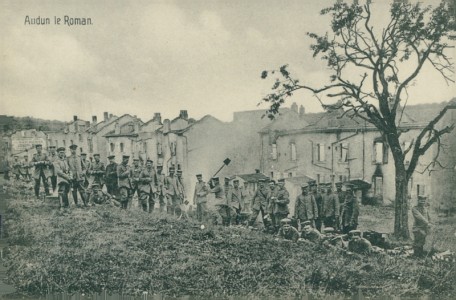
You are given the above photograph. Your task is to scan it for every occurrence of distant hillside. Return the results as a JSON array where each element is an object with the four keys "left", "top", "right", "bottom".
[{"left": 0, "top": 115, "right": 66, "bottom": 134}]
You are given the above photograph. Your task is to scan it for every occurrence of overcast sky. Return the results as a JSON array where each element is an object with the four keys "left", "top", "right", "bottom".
[{"left": 0, "top": 0, "right": 454, "bottom": 123}]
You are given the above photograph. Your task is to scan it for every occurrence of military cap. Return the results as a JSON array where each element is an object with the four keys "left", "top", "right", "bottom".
[
  {"left": 81, "top": 152, "right": 87, "bottom": 156},
  {"left": 301, "top": 220, "right": 312, "bottom": 227},
  {"left": 35, "top": 144, "right": 43, "bottom": 148},
  {"left": 57, "top": 147, "right": 66, "bottom": 152},
  {"left": 196, "top": 174, "right": 202, "bottom": 177},
  {"left": 122, "top": 155, "right": 130, "bottom": 159},
  {"left": 308, "top": 180, "right": 317, "bottom": 186},
  {"left": 23, "top": 155, "right": 28, "bottom": 158},
  {"left": 93, "top": 153, "right": 100, "bottom": 157},
  {"left": 418, "top": 195, "right": 428, "bottom": 199},
  {"left": 233, "top": 179, "right": 239, "bottom": 183},
  {"left": 224, "top": 176, "right": 230, "bottom": 180},
  {"left": 146, "top": 159, "right": 153, "bottom": 163},
  {"left": 349, "top": 230, "right": 362, "bottom": 236},
  {"left": 91, "top": 183, "right": 101, "bottom": 189},
  {"left": 13, "top": 155, "right": 19, "bottom": 158},
  {"left": 133, "top": 157, "right": 140, "bottom": 161},
  {"left": 278, "top": 178, "right": 285, "bottom": 183},
  {"left": 49, "top": 146, "right": 56, "bottom": 149},
  {"left": 69, "top": 144, "right": 78, "bottom": 150},
  {"left": 212, "top": 177, "right": 219, "bottom": 181},
  {"left": 156, "top": 164, "right": 163, "bottom": 169},
  {"left": 301, "top": 183, "right": 309, "bottom": 188},
  {"left": 169, "top": 166, "right": 175, "bottom": 171},
  {"left": 344, "top": 183, "right": 354, "bottom": 190},
  {"left": 269, "top": 179, "right": 276, "bottom": 184},
  {"left": 108, "top": 155, "right": 115, "bottom": 159},
  {"left": 280, "top": 218, "right": 291, "bottom": 225},
  {"left": 323, "top": 227, "right": 335, "bottom": 234},
  {"left": 258, "top": 179, "right": 266, "bottom": 183}
]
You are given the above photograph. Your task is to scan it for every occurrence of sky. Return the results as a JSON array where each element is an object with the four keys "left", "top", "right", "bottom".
[{"left": 0, "top": 0, "right": 454, "bottom": 123}]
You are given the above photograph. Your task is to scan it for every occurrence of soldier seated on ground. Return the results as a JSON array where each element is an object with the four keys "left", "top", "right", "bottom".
[
  {"left": 321, "top": 227, "right": 346, "bottom": 249},
  {"left": 347, "top": 230, "right": 373, "bottom": 255},
  {"left": 89, "top": 184, "right": 120, "bottom": 207},
  {"left": 299, "top": 220, "right": 322, "bottom": 243},
  {"left": 275, "top": 218, "right": 300, "bottom": 242}
]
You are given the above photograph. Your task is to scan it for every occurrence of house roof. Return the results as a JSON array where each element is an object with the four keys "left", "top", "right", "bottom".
[
  {"left": 284, "top": 175, "right": 315, "bottom": 186},
  {"left": 87, "top": 114, "right": 142, "bottom": 134},
  {"left": 236, "top": 173, "right": 269, "bottom": 183}
]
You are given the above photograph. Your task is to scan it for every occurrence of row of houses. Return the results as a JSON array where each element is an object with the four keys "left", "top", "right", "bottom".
[{"left": 2, "top": 99, "right": 455, "bottom": 209}]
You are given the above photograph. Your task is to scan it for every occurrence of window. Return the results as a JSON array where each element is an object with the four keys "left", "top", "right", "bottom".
[
  {"left": 78, "top": 134, "right": 82, "bottom": 142},
  {"left": 290, "top": 143, "right": 297, "bottom": 161},
  {"left": 110, "top": 143, "right": 115, "bottom": 152},
  {"left": 373, "top": 140, "right": 388, "bottom": 164},
  {"left": 270, "top": 172, "right": 274, "bottom": 179},
  {"left": 55, "top": 140, "right": 58, "bottom": 147},
  {"left": 120, "top": 143, "right": 124, "bottom": 153},
  {"left": 143, "top": 142, "right": 147, "bottom": 153},
  {"left": 317, "top": 143, "right": 325, "bottom": 161},
  {"left": 157, "top": 142, "right": 162, "bottom": 155},
  {"left": 88, "top": 138, "right": 93, "bottom": 152},
  {"left": 271, "top": 144, "right": 277, "bottom": 160},
  {"left": 63, "top": 140, "right": 66, "bottom": 147},
  {"left": 417, "top": 184, "right": 426, "bottom": 196},
  {"left": 339, "top": 143, "right": 349, "bottom": 162},
  {"left": 288, "top": 172, "right": 293, "bottom": 178},
  {"left": 170, "top": 142, "right": 176, "bottom": 156},
  {"left": 339, "top": 175, "right": 347, "bottom": 182},
  {"left": 373, "top": 176, "right": 383, "bottom": 196},
  {"left": 70, "top": 140, "right": 74, "bottom": 146},
  {"left": 317, "top": 174, "right": 321, "bottom": 184}
]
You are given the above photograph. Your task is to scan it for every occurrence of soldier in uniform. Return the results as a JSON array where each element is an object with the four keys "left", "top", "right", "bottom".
[
  {"left": 31, "top": 144, "right": 51, "bottom": 198},
  {"left": 53, "top": 147, "right": 71, "bottom": 209},
  {"left": 12, "top": 156, "right": 22, "bottom": 180},
  {"left": 322, "top": 185, "right": 340, "bottom": 229},
  {"left": 347, "top": 230, "right": 373, "bottom": 255},
  {"left": 412, "top": 195, "right": 432, "bottom": 257},
  {"left": 295, "top": 184, "right": 318, "bottom": 228},
  {"left": 271, "top": 178, "right": 290, "bottom": 232},
  {"left": 67, "top": 144, "right": 88, "bottom": 207},
  {"left": 89, "top": 183, "right": 120, "bottom": 207},
  {"left": 310, "top": 180, "right": 323, "bottom": 232},
  {"left": 248, "top": 179, "right": 271, "bottom": 228},
  {"left": 164, "top": 166, "right": 182, "bottom": 215},
  {"left": 20, "top": 155, "right": 31, "bottom": 181},
  {"left": 193, "top": 174, "right": 209, "bottom": 222},
  {"left": 138, "top": 159, "right": 157, "bottom": 212},
  {"left": 216, "top": 177, "right": 235, "bottom": 226},
  {"left": 321, "top": 227, "right": 345, "bottom": 249},
  {"left": 88, "top": 153, "right": 105, "bottom": 190},
  {"left": 80, "top": 153, "right": 91, "bottom": 188},
  {"left": 300, "top": 220, "right": 322, "bottom": 243},
  {"left": 267, "top": 180, "right": 278, "bottom": 228},
  {"left": 243, "top": 181, "right": 253, "bottom": 213},
  {"left": 155, "top": 165, "right": 166, "bottom": 213},
  {"left": 341, "top": 184, "right": 359, "bottom": 234},
  {"left": 47, "top": 146, "right": 58, "bottom": 192},
  {"left": 230, "top": 179, "right": 245, "bottom": 225},
  {"left": 105, "top": 155, "right": 118, "bottom": 196},
  {"left": 130, "top": 158, "right": 143, "bottom": 208},
  {"left": 276, "top": 218, "right": 300, "bottom": 242},
  {"left": 117, "top": 155, "right": 131, "bottom": 209}
]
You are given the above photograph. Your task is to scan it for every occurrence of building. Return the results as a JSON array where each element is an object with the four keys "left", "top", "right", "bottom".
[
  {"left": 259, "top": 101, "right": 454, "bottom": 206},
  {"left": 45, "top": 116, "right": 91, "bottom": 156}
]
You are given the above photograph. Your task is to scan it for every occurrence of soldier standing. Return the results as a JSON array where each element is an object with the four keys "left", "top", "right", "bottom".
[
  {"left": 138, "top": 159, "right": 157, "bottom": 212},
  {"left": 193, "top": 174, "right": 208, "bottom": 222},
  {"left": 155, "top": 165, "right": 166, "bottom": 213},
  {"left": 341, "top": 184, "right": 359, "bottom": 234},
  {"left": 20, "top": 155, "right": 31, "bottom": 181},
  {"left": 88, "top": 153, "right": 105, "bottom": 189},
  {"left": 412, "top": 195, "right": 432, "bottom": 257},
  {"left": 230, "top": 179, "right": 245, "bottom": 225},
  {"left": 217, "top": 177, "right": 234, "bottom": 226},
  {"left": 267, "top": 180, "right": 278, "bottom": 228},
  {"left": 31, "top": 144, "right": 51, "bottom": 198},
  {"left": 47, "top": 146, "right": 58, "bottom": 192},
  {"left": 295, "top": 184, "right": 318, "bottom": 228},
  {"left": 310, "top": 180, "right": 323, "bottom": 232},
  {"left": 117, "top": 155, "right": 131, "bottom": 209},
  {"left": 322, "top": 185, "right": 340, "bottom": 229},
  {"left": 271, "top": 178, "right": 290, "bottom": 232},
  {"left": 105, "top": 155, "right": 118, "bottom": 196},
  {"left": 164, "top": 166, "right": 181, "bottom": 215},
  {"left": 130, "top": 158, "right": 143, "bottom": 208},
  {"left": 53, "top": 147, "right": 71, "bottom": 209},
  {"left": 243, "top": 181, "right": 253, "bottom": 213},
  {"left": 176, "top": 169, "right": 188, "bottom": 219},
  {"left": 67, "top": 144, "right": 87, "bottom": 207},
  {"left": 80, "top": 153, "right": 91, "bottom": 189},
  {"left": 248, "top": 179, "right": 271, "bottom": 228},
  {"left": 12, "top": 156, "right": 21, "bottom": 180}
]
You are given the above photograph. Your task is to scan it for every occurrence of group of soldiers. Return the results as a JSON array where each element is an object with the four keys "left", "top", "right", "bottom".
[
  {"left": 7, "top": 144, "right": 186, "bottom": 215},
  {"left": 195, "top": 175, "right": 359, "bottom": 235}
]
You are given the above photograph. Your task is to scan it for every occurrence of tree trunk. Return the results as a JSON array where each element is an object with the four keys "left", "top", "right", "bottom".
[{"left": 388, "top": 135, "right": 411, "bottom": 239}]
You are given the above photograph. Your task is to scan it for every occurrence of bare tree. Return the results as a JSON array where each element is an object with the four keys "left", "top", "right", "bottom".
[{"left": 261, "top": 1, "right": 455, "bottom": 238}]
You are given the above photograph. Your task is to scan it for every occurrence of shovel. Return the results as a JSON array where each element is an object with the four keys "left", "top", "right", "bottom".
[{"left": 210, "top": 158, "right": 231, "bottom": 179}]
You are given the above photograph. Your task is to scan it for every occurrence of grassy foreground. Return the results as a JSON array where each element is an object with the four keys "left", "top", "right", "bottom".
[{"left": 3, "top": 195, "right": 456, "bottom": 299}]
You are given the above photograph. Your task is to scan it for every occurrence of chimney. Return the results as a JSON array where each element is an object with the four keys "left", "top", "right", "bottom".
[
  {"left": 291, "top": 102, "right": 298, "bottom": 113},
  {"left": 92, "top": 116, "right": 97, "bottom": 124},
  {"left": 179, "top": 110, "right": 188, "bottom": 120},
  {"left": 109, "top": 113, "right": 113, "bottom": 119},
  {"left": 73, "top": 115, "right": 78, "bottom": 121},
  {"left": 299, "top": 105, "right": 305, "bottom": 117},
  {"left": 103, "top": 112, "right": 108, "bottom": 121},
  {"left": 153, "top": 113, "right": 162, "bottom": 124}
]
